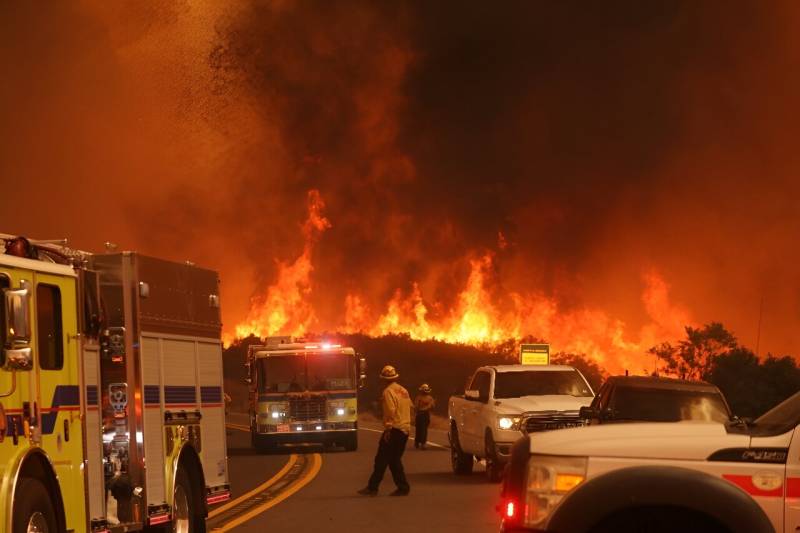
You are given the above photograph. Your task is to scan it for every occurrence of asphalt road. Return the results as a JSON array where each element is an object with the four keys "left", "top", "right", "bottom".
[{"left": 216, "top": 415, "right": 501, "bottom": 532}]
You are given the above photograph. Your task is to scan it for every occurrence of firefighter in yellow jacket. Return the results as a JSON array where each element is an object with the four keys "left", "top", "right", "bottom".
[{"left": 358, "top": 365, "right": 412, "bottom": 496}]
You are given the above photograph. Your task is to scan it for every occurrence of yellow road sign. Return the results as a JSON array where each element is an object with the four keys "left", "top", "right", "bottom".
[{"left": 520, "top": 343, "right": 550, "bottom": 365}]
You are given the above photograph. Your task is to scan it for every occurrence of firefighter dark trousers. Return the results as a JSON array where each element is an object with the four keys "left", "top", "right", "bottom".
[
  {"left": 415, "top": 411, "right": 430, "bottom": 446},
  {"left": 367, "top": 428, "right": 410, "bottom": 492}
]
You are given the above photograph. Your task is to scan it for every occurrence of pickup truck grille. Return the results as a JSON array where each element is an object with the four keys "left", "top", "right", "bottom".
[
  {"left": 523, "top": 411, "right": 584, "bottom": 433},
  {"left": 289, "top": 396, "right": 326, "bottom": 421}
]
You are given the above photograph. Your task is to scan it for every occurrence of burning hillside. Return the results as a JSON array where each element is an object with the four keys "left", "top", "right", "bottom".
[{"left": 230, "top": 190, "right": 690, "bottom": 374}]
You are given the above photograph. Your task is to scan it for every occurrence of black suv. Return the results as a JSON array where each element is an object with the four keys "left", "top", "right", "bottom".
[{"left": 579, "top": 375, "right": 732, "bottom": 424}]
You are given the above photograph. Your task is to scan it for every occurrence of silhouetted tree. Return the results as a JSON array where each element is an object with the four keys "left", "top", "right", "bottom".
[
  {"left": 649, "top": 322, "right": 737, "bottom": 380},
  {"left": 709, "top": 349, "right": 800, "bottom": 417}
]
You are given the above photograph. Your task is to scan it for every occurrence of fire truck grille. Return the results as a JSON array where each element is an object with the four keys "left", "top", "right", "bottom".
[
  {"left": 523, "top": 411, "right": 584, "bottom": 433},
  {"left": 288, "top": 396, "right": 326, "bottom": 421}
]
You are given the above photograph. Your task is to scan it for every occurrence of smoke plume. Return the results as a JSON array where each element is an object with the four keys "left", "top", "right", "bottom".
[{"left": 2, "top": 1, "right": 800, "bottom": 371}]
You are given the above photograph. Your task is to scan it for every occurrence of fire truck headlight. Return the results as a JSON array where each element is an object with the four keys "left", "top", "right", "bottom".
[
  {"left": 329, "top": 400, "right": 346, "bottom": 416},
  {"left": 269, "top": 402, "right": 288, "bottom": 419},
  {"left": 525, "top": 455, "right": 587, "bottom": 528}
]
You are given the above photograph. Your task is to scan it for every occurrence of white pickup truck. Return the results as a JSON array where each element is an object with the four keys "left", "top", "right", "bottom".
[
  {"left": 448, "top": 364, "right": 595, "bottom": 481},
  {"left": 499, "top": 390, "right": 800, "bottom": 533}
]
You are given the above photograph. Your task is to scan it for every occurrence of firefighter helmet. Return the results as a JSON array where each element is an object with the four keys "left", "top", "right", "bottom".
[
  {"left": 380, "top": 365, "right": 399, "bottom": 380},
  {"left": 419, "top": 383, "right": 431, "bottom": 393}
]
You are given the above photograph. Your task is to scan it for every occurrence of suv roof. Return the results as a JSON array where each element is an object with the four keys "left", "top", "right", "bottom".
[{"left": 604, "top": 375, "right": 718, "bottom": 392}]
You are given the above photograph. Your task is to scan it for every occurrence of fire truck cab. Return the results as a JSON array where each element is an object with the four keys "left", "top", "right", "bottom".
[
  {"left": 0, "top": 235, "right": 229, "bottom": 533},
  {"left": 246, "top": 338, "right": 366, "bottom": 451}
]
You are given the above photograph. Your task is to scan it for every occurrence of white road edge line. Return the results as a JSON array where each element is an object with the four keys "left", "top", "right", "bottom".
[{"left": 358, "top": 426, "right": 449, "bottom": 450}]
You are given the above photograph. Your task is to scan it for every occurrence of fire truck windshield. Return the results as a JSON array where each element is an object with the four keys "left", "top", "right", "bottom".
[
  {"left": 257, "top": 352, "right": 355, "bottom": 393},
  {"left": 307, "top": 353, "right": 355, "bottom": 391},
  {"left": 258, "top": 356, "right": 307, "bottom": 393}
]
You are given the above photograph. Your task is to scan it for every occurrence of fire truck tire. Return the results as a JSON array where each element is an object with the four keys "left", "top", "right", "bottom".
[
  {"left": 252, "top": 434, "right": 275, "bottom": 453},
  {"left": 173, "top": 466, "right": 204, "bottom": 533},
  {"left": 12, "top": 477, "right": 59, "bottom": 533},
  {"left": 343, "top": 432, "right": 358, "bottom": 451},
  {"left": 449, "top": 425, "right": 474, "bottom": 475}
]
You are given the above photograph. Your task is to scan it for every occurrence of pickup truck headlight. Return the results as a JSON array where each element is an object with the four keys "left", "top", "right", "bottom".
[
  {"left": 497, "top": 416, "right": 522, "bottom": 431},
  {"left": 525, "top": 455, "right": 587, "bottom": 527}
]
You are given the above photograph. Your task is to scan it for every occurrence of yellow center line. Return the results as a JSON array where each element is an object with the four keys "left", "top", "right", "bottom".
[
  {"left": 209, "top": 422, "right": 295, "bottom": 519},
  {"left": 213, "top": 453, "right": 322, "bottom": 532},
  {"left": 208, "top": 454, "right": 298, "bottom": 519}
]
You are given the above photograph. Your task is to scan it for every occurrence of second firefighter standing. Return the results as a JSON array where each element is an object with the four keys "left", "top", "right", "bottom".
[{"left": 414, "top": 384, "right": 435, "bottom": 449}]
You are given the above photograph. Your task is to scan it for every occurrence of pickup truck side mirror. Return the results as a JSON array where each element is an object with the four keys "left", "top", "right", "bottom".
[
  {"left": 465, "top": 389, "right": 480, "bottom": 401},
  {"left": 579, "top": 406, "right": 596, "bottom": 419}
]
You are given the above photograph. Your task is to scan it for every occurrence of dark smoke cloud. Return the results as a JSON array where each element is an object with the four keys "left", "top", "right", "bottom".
[{"left": 2, "top": 1, "right": 799, "bottom": 354}]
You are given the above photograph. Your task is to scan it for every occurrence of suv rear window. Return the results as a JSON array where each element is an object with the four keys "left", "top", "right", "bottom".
[{"left": 612, "top": 387, "right": 730, "bottom": 423}]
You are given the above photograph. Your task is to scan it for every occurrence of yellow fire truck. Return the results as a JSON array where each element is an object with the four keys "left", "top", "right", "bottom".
[
  {"left": 0, "top": 234, "right": 229, "bottom": 533},
  {"left": 245, "top": 339, "right": 365, "bottom": 451}
]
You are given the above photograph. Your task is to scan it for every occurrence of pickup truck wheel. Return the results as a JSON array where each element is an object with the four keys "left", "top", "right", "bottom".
[
  {"left": 449, "top": 426, "right": 474, "bottom": 475},
  {"left": 484, "top": 432, "right": 503, "bottom": 483}
]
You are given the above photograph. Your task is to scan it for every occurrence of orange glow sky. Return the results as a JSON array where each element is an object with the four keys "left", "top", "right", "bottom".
[{"left": 2, "top": 2, "right": 799, "bottom": 371}]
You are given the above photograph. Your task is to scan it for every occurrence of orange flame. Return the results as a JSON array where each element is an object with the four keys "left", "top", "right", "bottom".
[
  {"left": 231, "top": 190, "right": 691, "bottom": 374},
  {"left": 342, "top": 255, "right": 690, "bottom": 373},
  {"left": 232, "top": 190, "right": 330, "bottom": 341}
]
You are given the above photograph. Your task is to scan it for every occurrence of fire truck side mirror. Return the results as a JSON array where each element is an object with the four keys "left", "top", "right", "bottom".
[
  {"left": 244, "top": 360, "right": 252, "bottom": 385},
  {"left": 4, "top": 347, "right": 32, "bottom": 371},
  {"left": 359, "top": 357, "right": 367, "bottom": 389},
  {"left": 3, "top": 287, "right": 33, "bottom": 371}
]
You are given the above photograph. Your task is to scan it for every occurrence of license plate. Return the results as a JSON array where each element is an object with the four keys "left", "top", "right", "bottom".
[
  {"left": 277, "top": 424, "right": 290, "bottom": 433},
  {"left": 546, "top": 422, "right": 580, "bottom": 430}
]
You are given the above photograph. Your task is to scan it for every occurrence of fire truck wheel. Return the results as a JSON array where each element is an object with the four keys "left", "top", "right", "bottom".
[
  {"left": 343, "top": 432, "right": 358, "bottom": 451},
  {"left": 172, "top": 467, "right": 201, "bottom": 533},
  {"left": 12, "top": 477, "right": 58, "bottom": 533}
]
